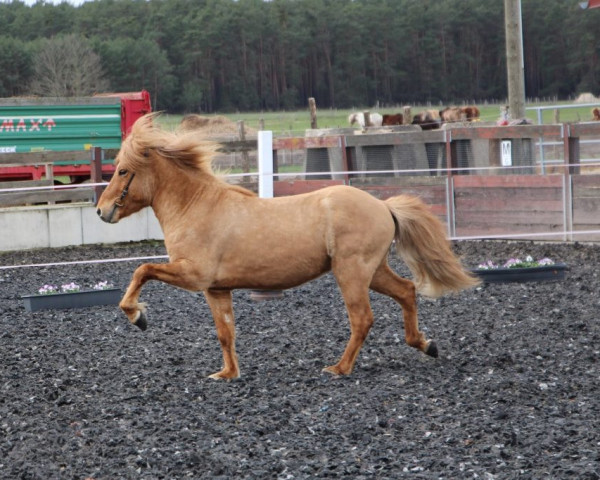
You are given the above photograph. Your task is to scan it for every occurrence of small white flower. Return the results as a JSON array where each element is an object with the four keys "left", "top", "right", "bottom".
[
  {"left": 537, "top": 257, "right": 555, "bottom": 266},
  {"left": 61, "top": 282, "right": 81, "bottom": 293},
  {"left": 38, "top": 284, "right": 58, "bottom": 295},
  {"left": 478, "top": 255, "right": 557, "bottom": 270},
  {"left": 93, "top": 281, "right": 114, "bottom": 290}
]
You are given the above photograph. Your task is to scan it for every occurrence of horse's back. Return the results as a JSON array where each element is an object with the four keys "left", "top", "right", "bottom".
[
  {"left": 253, "top": 184, "right": 395, "bottom": 257},
  {"left": 294, "top": 184, "right": 396, "bottom": 251}
]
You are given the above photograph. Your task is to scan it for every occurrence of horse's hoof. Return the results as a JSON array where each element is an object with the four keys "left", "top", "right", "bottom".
[
  {"left": 134, "top": 311, "right": 148, "bottom": 331},
  {"left": 425, "top": 340, "right": 438, "bottom": 358},
  {"left": 208, "top": 370, "right": 240, "bottom": 380},
  {"left": 322, "top": 365, "right": 349, "bottom": 376}
]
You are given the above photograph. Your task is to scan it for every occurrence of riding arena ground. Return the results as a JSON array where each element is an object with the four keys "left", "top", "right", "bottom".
[{"left": 0, "top": 240, "right": 598, "bottom": 479}]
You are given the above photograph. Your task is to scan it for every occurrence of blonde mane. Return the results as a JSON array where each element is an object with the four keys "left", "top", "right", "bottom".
[{"left": 119, "top": 113, "right": 219, "bottom": 175}]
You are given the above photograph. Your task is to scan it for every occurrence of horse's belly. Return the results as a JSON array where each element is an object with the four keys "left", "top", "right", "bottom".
[{"left": 213, "top": 248, "right": 331, "bottom": 290}]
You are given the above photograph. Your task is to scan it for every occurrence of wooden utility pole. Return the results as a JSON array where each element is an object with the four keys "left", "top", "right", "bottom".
[
  {"left": 504, "top": 0, "right": 526, "bottom": 119},
  {"left": 237, "top": 120, "right": 250, "bottom": 173}
]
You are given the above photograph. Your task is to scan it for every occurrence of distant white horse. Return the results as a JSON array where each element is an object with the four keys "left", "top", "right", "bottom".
[{"left": 348, "top": 112, "right": 383, "bottom": 127}]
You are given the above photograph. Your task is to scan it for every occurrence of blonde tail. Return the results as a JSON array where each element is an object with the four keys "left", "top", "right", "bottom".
[{"left": 385, "top": 194, "right": 480, "bottom": 297}]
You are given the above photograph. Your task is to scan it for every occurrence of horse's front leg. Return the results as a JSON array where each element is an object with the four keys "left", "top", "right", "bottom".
[
  {"left": 120, "top": 261, "right": 200, "bottom": 331},
  {"left": 204, "top": 289, "right": 240, "bottom": 380}
]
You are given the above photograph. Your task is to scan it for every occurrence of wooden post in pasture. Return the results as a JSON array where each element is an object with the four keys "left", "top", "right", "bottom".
[
  {"left": 363, "top": 111, "right": 371, "bottom": 127},
  {"left": 553, "top": 109, "right": 560, "bottom": 124},
  {"left": 237, "top": 120, "right": 250, "bottom": 173},
  {"left": 403, "top": 106, "right": 412, "bottom": 125},
  {"left": 90, "top": 147, "right": 103, "bottom": 204},
  {"left": 308, "top": 97, "right": 318, "bottom": 129}
]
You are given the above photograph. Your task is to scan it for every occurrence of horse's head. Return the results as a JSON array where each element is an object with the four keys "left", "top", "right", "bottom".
[
  {"left": 96, "top": 114, "right": 159, "bottom": 223},
  {"left": 97, "top": 113, "right": 219, "bottom": 224}
]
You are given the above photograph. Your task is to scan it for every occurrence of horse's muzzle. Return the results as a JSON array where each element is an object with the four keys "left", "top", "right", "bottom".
[{"left": 97, "top": 206, "right": 118, "bottom": 224}]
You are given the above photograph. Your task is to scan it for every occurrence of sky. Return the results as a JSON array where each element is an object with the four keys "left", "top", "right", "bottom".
[{"left": 17, "top": 0, "right": 89, "bottom": 6}]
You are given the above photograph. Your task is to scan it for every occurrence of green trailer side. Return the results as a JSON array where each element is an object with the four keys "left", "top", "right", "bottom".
[{"left": 0, "top": 95, "right": 141, "bottom": 181}]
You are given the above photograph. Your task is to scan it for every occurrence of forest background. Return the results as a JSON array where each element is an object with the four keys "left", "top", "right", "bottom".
[{"left": 1, "top": 0, "right": 599, "bottom": 114}]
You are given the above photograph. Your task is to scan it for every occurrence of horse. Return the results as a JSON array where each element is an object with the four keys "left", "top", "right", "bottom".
[
  {"left": 411, "top": 110, "right": 441, "bottom": 130},
  {"left": 439, "top": 107, "right": 466, "bottom": 124},
  {"left": 460, "top": 106, "right": 480, "bottom": 121},
  {"left": 96, "top": 113, "right": 480, "bottom": 380},
  {"left": 382, "top": 113, "right": 404, "bottom": 126},
  {"left": 592, "top": 108, "right": 600, "bottom": 121},
  {"left": 348, "top": 112, "right": 383, "bottom": 127}
]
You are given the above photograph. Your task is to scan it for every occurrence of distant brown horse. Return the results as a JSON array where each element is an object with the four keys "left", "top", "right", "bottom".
[
  {"left": 592, "top": 108, "right": 600, "bottom": 121},
  {"left": 382, "top": 113, "right": 404, "bottom": 126},
  {"left": 460, "top": 106, "right": 480, "bottom": 121},
  {"left": 97, "top": 114, "right": 479, "bottom": 380}
]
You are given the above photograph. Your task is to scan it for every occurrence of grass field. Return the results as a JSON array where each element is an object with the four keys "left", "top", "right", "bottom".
[{"left": 157, "top": 101, "right": 599, "bottom": 136}]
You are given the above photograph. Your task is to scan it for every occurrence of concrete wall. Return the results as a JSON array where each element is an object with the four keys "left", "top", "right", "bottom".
[{"left": 0, "top": 203, "right": 163, "bottom": 252}]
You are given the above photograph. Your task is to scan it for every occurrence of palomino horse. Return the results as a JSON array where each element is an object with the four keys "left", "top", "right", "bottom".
[
  {"left": 97, "top": 114, "right": 479, "bottom": 380},
  {"left": 439, "top": 106, "right": 480, "bottom": 124},
  {"left": 439, "top": 106, "right": 466, "bottom": 124},
  {"left": 411, "top": 110, "right": 442, "bottom": 130}
]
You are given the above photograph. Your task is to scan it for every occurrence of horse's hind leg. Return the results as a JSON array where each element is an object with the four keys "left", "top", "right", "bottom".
[
  {"left": 370, "top": 262, "right": 438, "bottom": 358},
  {"left": 323, "top": 267, "right": 375, "bottom": 376},
  {"left": 204, "top": 289, "right": 240, "bottom": 380}
]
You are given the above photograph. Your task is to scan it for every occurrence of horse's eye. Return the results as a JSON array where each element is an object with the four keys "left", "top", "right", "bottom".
[{"left": 118, "top": 169, "right": 128, "bottom": 176}]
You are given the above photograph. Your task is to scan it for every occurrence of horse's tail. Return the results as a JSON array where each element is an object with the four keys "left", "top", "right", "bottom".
[{"left": 385, "top": 194, "right": 480, "bottom": 298}]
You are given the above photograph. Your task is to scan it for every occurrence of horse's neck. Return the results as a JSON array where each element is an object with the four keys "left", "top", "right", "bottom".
[{"left": 151, "top": 174, "right": 222, "bottom": 231}]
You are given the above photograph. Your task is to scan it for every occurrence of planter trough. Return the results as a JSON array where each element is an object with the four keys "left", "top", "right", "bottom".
[
  {"left": 472, "top": 263, "right": 567, "bottom": 283},
  {"left": 22, "top": 288, "right": 122, "bottom": 312}
]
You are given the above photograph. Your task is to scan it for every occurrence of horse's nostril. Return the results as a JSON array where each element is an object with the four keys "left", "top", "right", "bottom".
[{"left": 96, "top": 208, "right": 102, "bottom": 217}]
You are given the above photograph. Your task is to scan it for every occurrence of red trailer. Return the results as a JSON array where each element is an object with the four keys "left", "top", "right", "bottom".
[{"left": 94, "top": 90, "right": 152, "bottom": 139}]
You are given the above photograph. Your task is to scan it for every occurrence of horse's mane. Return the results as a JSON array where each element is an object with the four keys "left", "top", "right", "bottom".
[
  {"left": 121, "top": 113, "right": 256, "bottom": 198},
  {"left": 121, "top": 113, "right": 219, "bottom": 175}
]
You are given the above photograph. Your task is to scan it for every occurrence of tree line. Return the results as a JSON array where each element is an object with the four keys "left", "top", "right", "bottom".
[{"left": 0, "top": 0, "right": 598, "bottom": 113}]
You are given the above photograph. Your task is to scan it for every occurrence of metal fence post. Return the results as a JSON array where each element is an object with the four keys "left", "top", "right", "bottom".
[{"left": 258, "top": 131, "right": 274, "bottom": 199}]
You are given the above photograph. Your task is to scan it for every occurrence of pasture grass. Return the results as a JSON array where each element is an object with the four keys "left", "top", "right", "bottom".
[{"left": 158, "top": 101, "right": 598, "bottom": 136}]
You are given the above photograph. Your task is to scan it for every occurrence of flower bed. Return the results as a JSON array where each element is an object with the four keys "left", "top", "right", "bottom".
[
  {"left": 23, "top": 282, "right": 121, "bottom": 312},
  {"left": 472, "top": 256, "right": 567, "bottom": 283}
]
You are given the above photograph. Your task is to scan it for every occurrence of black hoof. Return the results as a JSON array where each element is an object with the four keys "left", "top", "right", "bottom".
[
  {"left": 425, "top": 340, "right": 438, "bottom": 358},
  {"left": 134, "top": 311, "right": 148, "bottom": 331}
]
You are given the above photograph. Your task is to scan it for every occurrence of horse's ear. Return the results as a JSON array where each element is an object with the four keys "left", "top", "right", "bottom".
[{"left": 132, "top": 112, "right": 162, "bottom": 136}]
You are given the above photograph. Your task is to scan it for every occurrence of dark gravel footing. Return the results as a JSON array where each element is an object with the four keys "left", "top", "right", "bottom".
[{"left": 1, "top": 240, "right": 599, "bottom": 479}]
